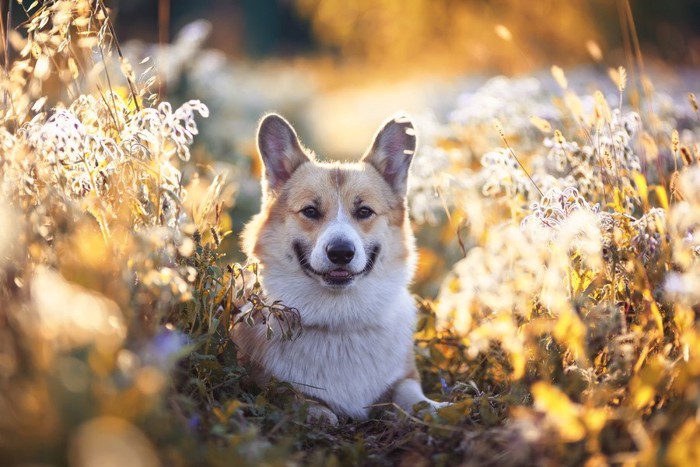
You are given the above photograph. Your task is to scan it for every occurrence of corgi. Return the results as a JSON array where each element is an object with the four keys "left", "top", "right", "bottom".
[{"left": 234, "top": 113, "right": 447, "bottom": 424}]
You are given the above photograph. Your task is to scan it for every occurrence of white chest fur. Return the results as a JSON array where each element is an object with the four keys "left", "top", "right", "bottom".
[{"left": 234, "top": 283, "right": 416, "bottom": 419}]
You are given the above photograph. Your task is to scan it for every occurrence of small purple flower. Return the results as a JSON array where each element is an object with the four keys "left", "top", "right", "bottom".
[
  {"left": 439, "top": 371, "right": 451, "bottom": 395},
  {"left": 188, "top": 415, "right": 201, "bottom": 430},
  {"left": 142, "top": 329, "right": 190, "bottom": 371}
]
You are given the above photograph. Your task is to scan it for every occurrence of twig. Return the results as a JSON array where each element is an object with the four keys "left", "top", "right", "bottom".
[
  {"left": 95, "top": 82, "right": 120, "bottom": 133},
  {"left": 2, "top": 0, "right": 9, "bottom": 73},
  {"left": 158, "top": 0, "right": 170, "bottom": 99},
  {"left": 97, "top": 0, "right": 141, "bottom": 111},
  {"left": 616, "top": 0, "right": 635, "bottom": 107},
  {"left": 2, "top": 0, "right": 10, "bottom": 111},
  {"left": 456, "top": 219, "right": 468, "bottom": 258},
  {"left": 88, "top": 4, "right": 122, "bottom": 131},
  {"left": 495, "top": 120, "right": 544, "bottom": 197}
]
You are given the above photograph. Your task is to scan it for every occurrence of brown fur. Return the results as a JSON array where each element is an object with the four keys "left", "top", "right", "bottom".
[{"left": 244, "top": 160, "right": 411, "bottom": 265}]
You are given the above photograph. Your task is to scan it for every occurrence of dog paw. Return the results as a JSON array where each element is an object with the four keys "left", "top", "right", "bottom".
[
  {"left": 306, "top": 403, "right": 339, "bottom": 426},
  {"left": 414, "top": 399, "right": 451, "bottom": 418},
  {"left": 428, "top": 399, "right": 452, "bottom": 410}
]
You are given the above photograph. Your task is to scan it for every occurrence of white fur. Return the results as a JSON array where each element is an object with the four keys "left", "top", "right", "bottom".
[
  {"left": 235, "top": 283, "right": 415, "bottom": 419},
  {"left": 235, "top": 211, "right": 423, "bottom": 418}
]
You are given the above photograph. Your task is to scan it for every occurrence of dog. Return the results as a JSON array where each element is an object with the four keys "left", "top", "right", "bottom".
[{"left": 234, "top": 113, "right": 447, "bottom": 424}]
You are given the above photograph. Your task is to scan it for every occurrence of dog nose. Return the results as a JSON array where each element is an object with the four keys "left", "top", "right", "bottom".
[{"left": 326, "top": 241, "right": 355, "bottom": 265}]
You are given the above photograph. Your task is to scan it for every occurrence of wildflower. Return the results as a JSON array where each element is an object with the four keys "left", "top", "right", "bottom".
[{"left": 141, "top": 329, "right": 190, "bottom": 372}]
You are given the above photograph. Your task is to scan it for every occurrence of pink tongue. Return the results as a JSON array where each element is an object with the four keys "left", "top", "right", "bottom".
[{"left": 329, "top": 269, "right": 350, "bottom": 277}]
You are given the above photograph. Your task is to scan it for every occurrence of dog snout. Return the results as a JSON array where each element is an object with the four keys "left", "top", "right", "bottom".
[{"left": 326, "top": 240, "right": 355, "bottom": 265}]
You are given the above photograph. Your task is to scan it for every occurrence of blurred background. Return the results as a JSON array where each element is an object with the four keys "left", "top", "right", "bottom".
[
  {"left": 102, "top": 0, "right": 700, "bottom": 293},
  {"left": 112, "top": 0, "right": 700, "bottom": 67},
  {"left": 6, "top": 0, "right": 695, "bottom": 293},
  {"left": 106, "top": 0, "right": 700, "bottom": 154}
]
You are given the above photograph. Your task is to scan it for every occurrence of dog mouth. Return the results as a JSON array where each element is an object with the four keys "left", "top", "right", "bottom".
[{"left": 292, "top": 241, "right": 380, "bottom": 287}]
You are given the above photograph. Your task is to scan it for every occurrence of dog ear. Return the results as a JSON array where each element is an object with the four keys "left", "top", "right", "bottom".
[
  {"left": 362, "top": 114, "right": 416, "bottom": 196},
  {"left": 257, "top": 113, "right": 310, "bottom": 192}
]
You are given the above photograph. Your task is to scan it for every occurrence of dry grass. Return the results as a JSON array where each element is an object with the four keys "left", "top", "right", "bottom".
[{"left": 1, "top": 1, "right": 700, "bottom": 466}]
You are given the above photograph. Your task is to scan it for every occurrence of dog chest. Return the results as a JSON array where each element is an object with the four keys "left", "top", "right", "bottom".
[{"left": 243, "top": 318, "right": 414, "bottom": 419}]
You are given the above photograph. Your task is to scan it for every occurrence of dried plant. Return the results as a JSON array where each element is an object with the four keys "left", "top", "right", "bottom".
[
  {"left": 1, "top": 1, "right": 700, "bottom": 465},
  {"left": 0, "top": 2, "right": 299, "bottom": 465}
]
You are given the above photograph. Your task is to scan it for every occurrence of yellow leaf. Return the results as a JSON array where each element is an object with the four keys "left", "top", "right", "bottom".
[
  {"left": 666, "top": 419, "right": 700, "bottom": 466},
  {"left": 224, "top": 399, "right": 242, "bottom": 418},
  {"left": 674, "top": 304, "right": 694, "bottom": 334},
  {"left": 642, "top": 288, "right": 664, "bottom": 336},
  {"left": 570, "top": 268, "right": 595, "bottom": 295},
  {"left": 435, "top": 399, "right": 472, "bottom": 425},
  {"left": 608, "top": 187, "right": 626, "bottom": 213},
  {"left": 532, "top": 382, "right": 585, "bottom": 442},
  {"left": 553, "top": 310, "right": 586, "bottom": 358},
  {"left": 582, "top": 407, "right": 608, "bottom": 433},
  {"left": 654, "top": 185, "right": 669, "bottom": 210},
  {"left": 510, "top": 351, "right": 525, "bottom": 380},
  {"left": 632, "top": 383, "right": 655, "bottom": 410},
  {"left": 631, "top": 356, "right": 666, "bottom": 410},
  {"left": 212, "top": 406, "right": 226, "bottom": 423},
  {"left": 632, "top": 172, "right": 649, "bottom": 211}
]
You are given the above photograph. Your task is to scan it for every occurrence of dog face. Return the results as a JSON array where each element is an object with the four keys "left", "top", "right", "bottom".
[{"left": 243, "top": 114, "right": 417, "bottom": 293}]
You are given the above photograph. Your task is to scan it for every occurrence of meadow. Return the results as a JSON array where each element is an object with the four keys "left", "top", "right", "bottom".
[{"left": 1, "top": 1, "right": 700, "bottom": 465}]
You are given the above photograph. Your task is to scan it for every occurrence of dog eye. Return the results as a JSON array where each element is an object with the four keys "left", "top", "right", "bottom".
[
  {"left": 301, "top": 206, "right": 321, "bottom": 219},
  {"left": 355, "top": 206, "right": 374, "bottom": 219}
]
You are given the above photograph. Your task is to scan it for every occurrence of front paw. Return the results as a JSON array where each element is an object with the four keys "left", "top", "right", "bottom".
[
  {"left": 428, "top": 399, "right": 452, "bottom": 411},
  {"left": 413, "top": 398, "right": 452, "bottom": 418},
  {"left": 305, "top": 403, "right": 339, "bottom": 426}
]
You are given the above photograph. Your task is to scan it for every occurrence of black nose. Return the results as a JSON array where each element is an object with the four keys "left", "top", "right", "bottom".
[{"left": 326, "top": 241, "right": 355, "bottom": 265}]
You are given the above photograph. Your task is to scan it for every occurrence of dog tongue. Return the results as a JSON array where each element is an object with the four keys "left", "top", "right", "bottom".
[{"left": 329, "top": 269, "right": 350, "bottom": 277}]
